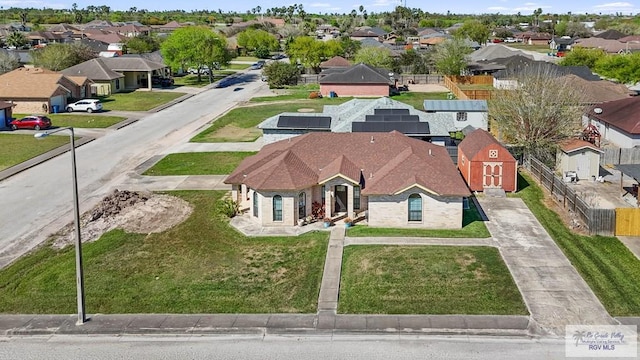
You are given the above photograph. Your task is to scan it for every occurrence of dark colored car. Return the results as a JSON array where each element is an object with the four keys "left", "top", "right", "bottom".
[
  {"left": 9, "top": 115, "right": 52, "bottom": 130},
  {"left": 151, "top": 75, "right": 174, "bottom": 87}
]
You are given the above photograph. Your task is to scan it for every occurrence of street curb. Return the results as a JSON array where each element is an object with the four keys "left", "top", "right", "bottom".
[
  {"left": 0, "top": 314, "right": 531, "bottom": 337},
  {"left": 0, "top": 137, "right": 95, "bottom": 182}
]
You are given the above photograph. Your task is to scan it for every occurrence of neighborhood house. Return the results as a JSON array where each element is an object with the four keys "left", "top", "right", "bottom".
[
  {"left": 557, "top": 139, "right": 603, "bottom": 181},
  {"left": 225, "top": 132, "right": 470, "bottom": 229},
  {"left": 583, "top": 97, "right": 640, "bottom": 148}
]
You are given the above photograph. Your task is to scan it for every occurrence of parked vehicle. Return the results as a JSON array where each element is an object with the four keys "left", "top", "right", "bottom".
[
  {"left": 250, "top": 62, "right": 265, "bottom": 70},
  {"left": 9, "top": 115, "right": 52, "bottom": 130},
  {"left": 151, "top": 75, "right": 174, "bottom": 87},
  {"left": 66, "top": 99, "right": 103, "bottom": 113}
]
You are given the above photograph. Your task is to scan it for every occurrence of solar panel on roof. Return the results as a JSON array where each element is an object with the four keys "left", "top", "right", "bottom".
[
  {"left": 277, "top": 116, "right": 331, "bottom": 130},
  {"left": 352, "top": 121, "right": 430, "bottom": 134},
  {"left": 374, "top": 108, "right": 410, "bottom": 115}
]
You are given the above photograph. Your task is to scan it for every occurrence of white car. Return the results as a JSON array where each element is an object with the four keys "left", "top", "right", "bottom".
[{"left": 67, "top": 99, "right": 103, "bottom": 113}]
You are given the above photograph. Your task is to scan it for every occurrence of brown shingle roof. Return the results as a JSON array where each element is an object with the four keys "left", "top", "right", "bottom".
[
  {"left": 319, "top": 63, "right": 391, "bottom": 85},
  {"left": 320, "top": 56, "right": 351, "bottom": 68},
  {"left": 589, "top": 97, "right": 640, "bottom": 135},
  {"left": 560, "top": 139, "right": 603, "bottom": 153},
  {"left": 458, "top": 129, "right": 515, "bottom": 161},
  {"left": 560, "top": 74, "right": 632, "bottom": 103},
  {"left": 226, "top": 132, "right": 469, "bottom": 196},
  {"left": 0, "top": 67, "right": 71, "bottom": 99}
]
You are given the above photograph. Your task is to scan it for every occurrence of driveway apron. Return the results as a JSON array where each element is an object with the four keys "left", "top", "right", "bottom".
[{"left": 477, "top": 197, "right": 616, "bottom": 336}]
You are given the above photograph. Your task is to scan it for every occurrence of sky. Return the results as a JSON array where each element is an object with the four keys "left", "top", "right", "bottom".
[{"left": 3, "top": 0, "right": 640, "bottom": 16}]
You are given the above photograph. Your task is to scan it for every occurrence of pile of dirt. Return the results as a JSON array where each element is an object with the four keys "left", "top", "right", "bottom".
[{"left": 52, "top": 189, "right": 193, "bottom": 248}]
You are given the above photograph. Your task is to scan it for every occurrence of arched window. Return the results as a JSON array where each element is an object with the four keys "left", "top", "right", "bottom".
[
  {"left": 253, "top": 192, "right": 258, "bottom": 217},
  {"left": 273, "top": 195, "right": 283, "bottom": 221},
  {"left": 408, "top": 194, "right": 422, "bottom": 222},
  {"left": 298, "top": 192, "right": 306, "bottom": 218}
]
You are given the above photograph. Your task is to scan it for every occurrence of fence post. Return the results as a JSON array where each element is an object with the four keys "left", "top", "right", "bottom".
[{"left": 563, "top": 182, "right": 567, "bottom": 208}]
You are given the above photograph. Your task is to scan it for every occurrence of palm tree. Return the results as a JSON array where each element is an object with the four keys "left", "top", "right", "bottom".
[{"left": 6, "top": 31, "right": 27, "bottom": 48}]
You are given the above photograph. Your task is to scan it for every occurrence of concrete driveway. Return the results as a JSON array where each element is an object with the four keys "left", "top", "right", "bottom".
[{"left": 477, "top": 197, "right": 616, "bottom": 336}]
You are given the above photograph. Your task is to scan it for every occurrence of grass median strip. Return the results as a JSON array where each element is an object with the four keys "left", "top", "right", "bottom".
[
  {"left": 516, "top": 172, "right": 640, "bottom": 316},
  {"left": 0, "top": 133, "right": 71, "bottom": 171},
  {"left": 346, "top": 203, "right": 490, "bottom": 238},
  {"left": 339, "top": 245, "right": 527, "bottom": 314},
  {"left": 0, "top": 191, "right": 329, "bottom": 314},
  {"left": 143, "top": 152, "right": 256, "bottom": 176}
]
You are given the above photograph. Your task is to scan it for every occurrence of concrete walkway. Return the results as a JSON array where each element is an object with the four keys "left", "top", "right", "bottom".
[
  {"left": 618, "top": 236, "right": 640, "bottom": 261},
  {"left": 345, "top": 237, "right": 495, "bottom": 247},
  {"left": 118, "top": 174, "right": 231, "bottom": 192},
  {"left": 318, "top": 226, "right": 345, "bottom": 314},
  {"left": 477, "top": 197, "right": 616, "bottom": 336}
]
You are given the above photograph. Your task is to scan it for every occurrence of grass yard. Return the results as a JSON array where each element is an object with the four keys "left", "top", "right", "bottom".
[
  {"left": 13, "top": 113, "right": 125, "bottom": 129},
  {"left": 339, "top": 246, "right": 527, "bottom": 314},
  {"left": 0, "top": 133, "right": 70, "bottom": 171},
  {"left": 250, "top": 84, "right": 321, "bottom": 102},
  {"left": 516, "top": 172, "right": 640, "bottom": 316},
  {"left": 0, "top": 191, "right": 329, "bottom": 314},
  {"left": 99, "top": 91, "right": 186, "bottom": 111},
  {"left": 391, "top": 92, "right": 450, "bottom": 109},
  {"left": 346, "top": 204, "right": 490, "bottom": 238},
  {"left": 224, "top": 63, "right": 250, "bottom": 70},
  {"left": 143, "top": 152, "right": 257, "bottom": 176},
  {"left": 233, "top": 56, "right": 260, "bottom": 62},
  {"left": 190, "top": 100, "right": 350, "bottom": 143}
]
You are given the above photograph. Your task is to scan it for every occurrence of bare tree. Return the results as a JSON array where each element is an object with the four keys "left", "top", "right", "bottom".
[{"left": 489, "top": 66, "right": 587, "bottom": 164}]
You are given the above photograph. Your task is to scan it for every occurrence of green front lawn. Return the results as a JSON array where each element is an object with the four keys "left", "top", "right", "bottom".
[
  {"left": 233, "top": 56, "right": 260, "bottom": 62},
  {"left": 0, "top": 191, "right": 329, "bottom": 314},
  {"left": 0, "top": 133, "right": 70, "bottom": 171},
  {"left": 143, "top": 152, "right": 257, "bottom": 175},
  {"left": 173, "top": 72, "right": 237, "bottom": 87},
  {"left": 339, "top": 246, "right": 527, "bottom": 314},
  {"left": 224, "top": 63, "right": 250, "bottom": 70},
  {"left": 250, "top": 84, "right": 321, "bottom": 102},
  {"left": 13, "top": 113, "right": 126, "bottom": 129},
  {"left": 346, "top": 204, "right": 490, "bottom": 238},
  {"left": 516, "top": 172, "right": 640, "bottom": 316},
  {"left": 100, "top": 91, "right": 186, "bottom": 111},
  {"left": 190, "top": 100, "right": 350, "bottom": 143}
]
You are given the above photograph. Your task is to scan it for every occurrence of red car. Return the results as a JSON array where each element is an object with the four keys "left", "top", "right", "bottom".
[{"left": 9, "top": 115, "right": 52, "bottom": 131}]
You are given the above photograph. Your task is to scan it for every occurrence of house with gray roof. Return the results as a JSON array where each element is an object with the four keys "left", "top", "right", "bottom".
[
  {"left": 319, "top": 63, "right": 393, "bottom": 97},
  {"left": 423, "top": 100, "right": 489, "bottom": 132},
  {"left": 259, "top": 97, "right": 454, "bottom": 145},
  {"left": 61, "top": 57, "right": 168, "bottom": 94}
]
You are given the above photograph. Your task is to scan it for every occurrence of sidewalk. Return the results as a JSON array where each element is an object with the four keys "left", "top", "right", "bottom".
[{"left": 0, "top": 313, "right": 530, "bottom": 336}]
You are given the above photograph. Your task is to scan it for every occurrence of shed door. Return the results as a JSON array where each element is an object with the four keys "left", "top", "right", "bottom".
[
  {"left": 483, "top": 162, "right": 503, "bottom": 189},
  {"left": 576, "top": 151, "right": 590, "bottom": 180}
]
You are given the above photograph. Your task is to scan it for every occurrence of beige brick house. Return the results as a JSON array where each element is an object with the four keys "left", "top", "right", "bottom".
[
  {"left": 225, "top": 132, "right": 470, "bottom": 229},
  {"left": 0, "top": 67, "right": 91, "bottom": 114}
]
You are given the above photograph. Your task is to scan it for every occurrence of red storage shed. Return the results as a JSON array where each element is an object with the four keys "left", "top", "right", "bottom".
[{"left": 458, "top": 129, "right": 518, "bottom": 192}]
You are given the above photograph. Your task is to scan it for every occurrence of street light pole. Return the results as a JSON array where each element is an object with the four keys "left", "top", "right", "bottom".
[{"left": 34, "top": 127, "right": 86, "bottom": 325}]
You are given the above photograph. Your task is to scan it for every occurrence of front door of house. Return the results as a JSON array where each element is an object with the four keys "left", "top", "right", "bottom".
[
  {"left": 334, "top": 185, "right": 347, "bottom": 213},
  {"left": 483, "top": 162, "right": 503, "bottom": 189}
]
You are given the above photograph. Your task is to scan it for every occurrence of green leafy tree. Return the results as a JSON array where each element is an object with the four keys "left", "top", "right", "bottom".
[
  {"left": 339, "top": 36, "right": 361, "bottom": 59},
  {"left": 237, "top": 29, "right": 279, "bottom": 57},
  {"left": 559, "top": 47, "right": 605, "bottom": 68},
  {"left": 262, "top": 61, "right": 300, "bottom": 88},
  {"left": 554, "top": 21, "right": 568, "bottom": 36},
  {"left": 31, "top": 43, "right": 96, "bottom": 71},
  {"left": 594, "top": 53, "right": 640, "bottom": 84},
  {"left": 489, "top": 67, "right": 586, "bottom": 164},
  {"left": 456, "top": 20, "right": 490, "bottom": 45},
  {"left": 431, "top": 38, "right": 472, "bottom": 75},
  {"left": 354, "top": 46, "right": 393, "bottom": 68},
  {"left": 493, "top": 28, "right": 513, "bottom": 39},
  {"left": 161, "top": 26, "right": 230, "bottom": 82},
  {"left": 125, "top": 34, "right": 160, "bottom": 54},
  {"left": 399, "top": 49, "right": 429, "bottom": 74},
  {"left": 0, "top": 51, "right": 20, "bottom": 74},
  {"left": 564, "top": 22, "right": 591, "bottom": 38},
  {"left": 286, "top": 36, "right": 326, "bottom": 73},
  {"left": 6, "top": 32, "right": 27, "bottom": 49},
  {"left": 323, "top": 39, "right": 344, "bottom": 58}
]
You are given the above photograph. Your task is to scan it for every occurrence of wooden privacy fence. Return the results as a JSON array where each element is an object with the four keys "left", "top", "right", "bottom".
[
  {"left": 525, "top": 156, "right": 616, "bottom": 235},
  {"left": 615, "top": 208, "right": 640, "bottom": 236},
  {"left": 600, "top": 147, "right": 640, "bottom": 165}
]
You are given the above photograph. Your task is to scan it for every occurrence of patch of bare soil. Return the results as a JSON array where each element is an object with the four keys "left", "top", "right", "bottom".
[
  {"left": 297, "top": 108, "right": 315, "bottom": 112},
  {"left": 209, "top": 124, "right": 261, "bottom": 142},
  {"left": 52, "top": 189, "right": 192, "bottom": 248}
]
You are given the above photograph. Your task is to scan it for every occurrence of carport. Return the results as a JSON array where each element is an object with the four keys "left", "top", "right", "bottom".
[{"left": 615, "top": 164, "right": 640, "bottom": 207}]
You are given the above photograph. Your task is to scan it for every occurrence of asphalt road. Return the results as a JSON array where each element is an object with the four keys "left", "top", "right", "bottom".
[
  {"left": 0, "top": 335, "right": 568, "bottom": 360},
  {"left": 0, "top": 73, "right": 265, "bottom": 269}
]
